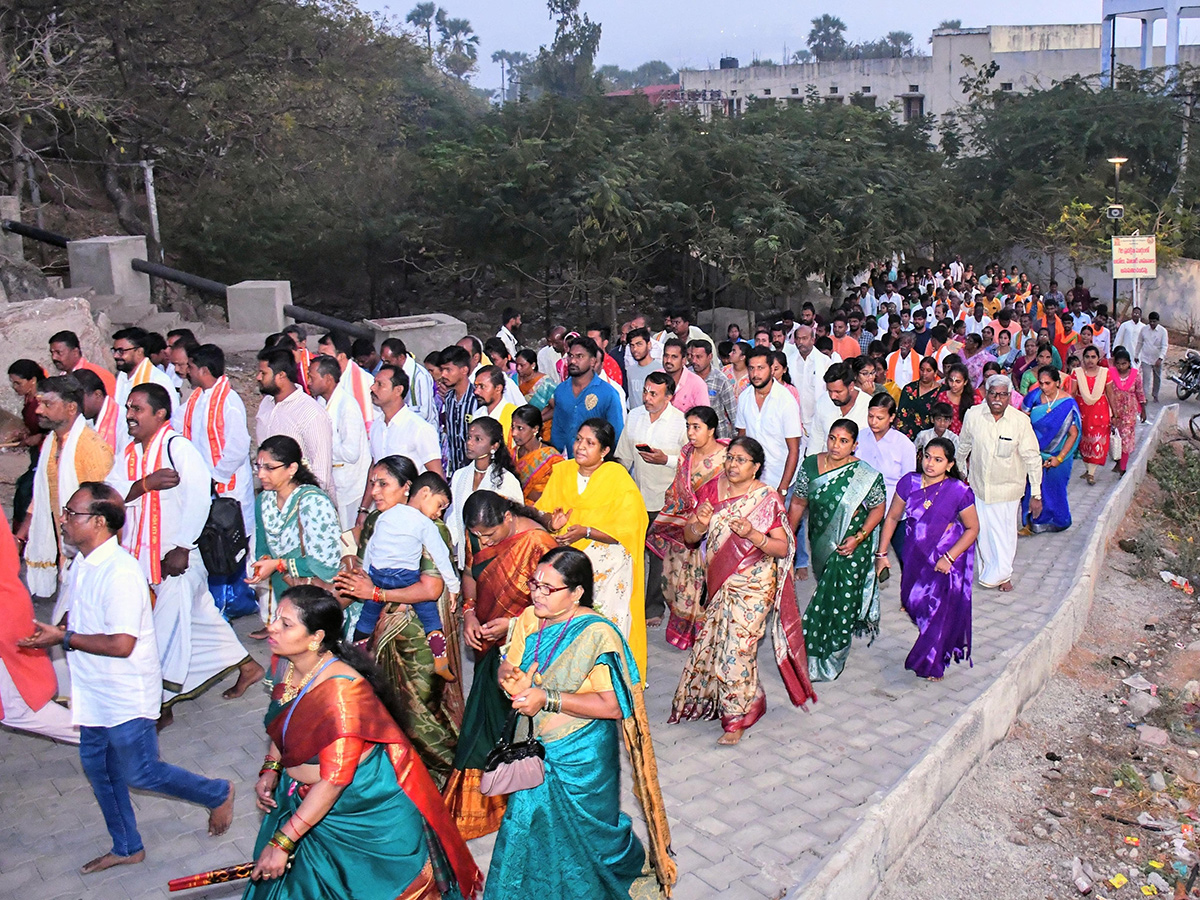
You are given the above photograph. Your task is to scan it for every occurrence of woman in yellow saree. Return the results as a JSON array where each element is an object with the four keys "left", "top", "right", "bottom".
[{"left": 536, "top": 417, "right": 650, "bottom": 682}]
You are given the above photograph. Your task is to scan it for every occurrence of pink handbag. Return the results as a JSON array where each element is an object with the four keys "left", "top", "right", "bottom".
[{"left": 479, "top": 710, "right": 545, "bottom": 796}]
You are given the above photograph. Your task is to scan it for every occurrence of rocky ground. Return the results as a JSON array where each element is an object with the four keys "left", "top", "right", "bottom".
[{"left": 878, "top": 444, "right": 1200, "bottom": 900}]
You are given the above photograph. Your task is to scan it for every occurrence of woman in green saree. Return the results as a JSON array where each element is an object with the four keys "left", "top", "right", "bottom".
[
  {"left": 334, "top": 457, "right": 464, "bottom": 787},
  {"left": 787, "top": 419, "right": 887, "bottom": 682},
  {"left": 245, "top": 585, "right": 480, "bottom": 899},
  {"left": 486, "top": 547, "right": 676, "bottom": 900}
]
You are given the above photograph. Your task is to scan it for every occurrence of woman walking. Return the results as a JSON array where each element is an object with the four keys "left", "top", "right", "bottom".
[
  {"left": 486, "top": 548, "right": 675, "bottom": 900},
  {"left": 1021, "top": 367, "right": 1081, "bottom": 533},
  {"left": 244, "top": 586, "right": 480, "bottom": 899},
  {"left": 442, "top": 492, "right": 557, "bottom": 839},
  {"left": 511, "top": 405, "right": 564, "bottom": 504},
  {"left": 1108, "top": 347, "right": 1147, "bottom": 475},
  {"left": 448, "top": 417, "right": 524, "bottom": 566},
  {"left": 895, "top": 357, "right": 942, "bottom": 439},
  {"left": 670, "top": 437, "right": 815, "bottom": 744},
  {"left": 536, "top": 418, "right": 649, "bottom": 680},
  {"left": 1073, "top": 345, "right": 1112, "bottom": 485},
  {"left": 788, "top": 420, "right": 887, "bottom": 682},
  {"left": 646, "top": 407, "right": 728, "bottom": 651},
  {"left": 936, "top": 364, "right": 974, "bottom": 435},
  {"left": 876, "top": 438, "right": 979, "bottom": 680}
]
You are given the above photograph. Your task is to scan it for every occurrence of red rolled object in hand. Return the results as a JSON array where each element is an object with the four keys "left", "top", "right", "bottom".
[{"left": 168, "top": 861, "right": 255, "bottom": 891}]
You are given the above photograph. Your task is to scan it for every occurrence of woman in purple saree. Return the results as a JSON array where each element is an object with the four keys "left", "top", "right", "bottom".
[{"left": 877, "top": 438, "right": 980, "bottom": 680}]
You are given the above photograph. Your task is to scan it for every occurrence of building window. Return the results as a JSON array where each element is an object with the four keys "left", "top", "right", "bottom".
[
  {"left": 908, "top": 84, "right": 920, "bottom": 93},
  {"left": 829, "top": 85, "right": 839, "bottom": 94},
  {"left": 862, "top": 85, "right": 871, "bottom": 93},
  {"left": 791, "top": 87, "right": 799, "bottom": 94},
  {"left": 903, "top": 95, "right": 924, "bottom": 121},
  {"left": 1000, "top": 82, "right": 1013, "bottom": 91},
  {"left": 763, "top": 88, "right": 771, "bottom": 96}
]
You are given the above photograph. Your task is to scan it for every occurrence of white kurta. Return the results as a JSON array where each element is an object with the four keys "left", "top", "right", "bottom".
[
  {"left": 113, "top": 359, "right": 179, "bottom": 456},
  {"left": 107, "top": 430, "right": 248, "bottom": 704},
  {"left": 339, "top": 361, "right": 377, "bottom": 435},
  {"left": 181, "top": 381, "right": 257, "bottom": 557},
  {"left": 320, "top": 387, "right": 370, "bottom": 530}
]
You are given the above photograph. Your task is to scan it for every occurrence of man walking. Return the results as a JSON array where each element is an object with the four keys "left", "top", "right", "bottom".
[
  {"left": 624, "top": 327, "right": 663, "bottom": 404},
  {"left": 316, "top": 332, "right": 376, "bottom": 435},
  {"left": 438, "top": 345, "right": 479, "bottom": 472},
  {"left": 810, "top": 363, "right": 871, "bottom": 455},
  {"left": 255, "top": 347, "right": 335, "bottom": 499},
  {"left": 550, "top": 337, "right": 625, "bottom": 453},
  {"left": 20, "top": 482, "right": 236, "bottom": 874},
  {"left": 307, "top": 354, "right": 370, "bottom": 530},
  {"left": 112, "top": 327, "right": 178, "bottom": 455},
  {"left": 661, "top": 338, "right": 709, "bottom": 414},
  {"left": 380, "top": 337, "right": 438, "bottom": 428},
  {"left": 49, "top": 330, "right": 115, "bottom": 397},
  {"left": 957, "top": 374, "right": 1043, "bottom": 591},
  {"left": 736, "top": 347, "right": 802, "bottom": 496},
  {"left": 687, "top": 339, "right": 736, "bottom": 437},
  {"left": 1135, "top": 311, "right": 1168, "bottom": 403}
]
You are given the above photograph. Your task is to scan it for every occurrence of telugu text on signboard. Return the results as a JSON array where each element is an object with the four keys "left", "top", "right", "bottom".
[{"left": 1112, "top": 235, "right": 1157, "bottom": 279}]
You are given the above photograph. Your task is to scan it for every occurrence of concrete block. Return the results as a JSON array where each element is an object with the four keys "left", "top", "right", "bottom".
[
  {"left": 67, "top": 235, "right": 150, "bottom": 306},
  {"left": 0, "top": 196, "right": 22, "bottom": 261},
  {"left": 227, "top": 280, "right": 289, "bottom": 333},
  {"left": 367, "top": 312, "right": 467, "bottom": 364}
]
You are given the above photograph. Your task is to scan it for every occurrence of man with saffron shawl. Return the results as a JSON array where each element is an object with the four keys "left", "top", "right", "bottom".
[
  {"left": 1020, "top": 366, "right": 1081, "bottom": 533},
  {"left": 442, "top": 492, "right": 558, "bottom": 839},
  {"left": 788, "top": 419, "right": 887, "bottom": 682}
]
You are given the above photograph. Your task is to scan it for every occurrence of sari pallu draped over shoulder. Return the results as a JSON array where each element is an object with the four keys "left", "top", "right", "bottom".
[
  {"left": 256, "top": 675, "right": 481, "bottom": 900},
  {"left": 1021, "top": 389, "right": 1082, "bottom": 533},
  {"left": 703, "top": 482, "right": 817, "bottom": 710},
  {"left": 486, "top": 611, "right": 675, "bottom": 899}
]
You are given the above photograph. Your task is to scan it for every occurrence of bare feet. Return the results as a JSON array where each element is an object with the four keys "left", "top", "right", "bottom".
[
  {"left": 717, "top": 730, "right": 744, "bottom": 746},
  {"left": 646, "top": 617, "right": 663, "bottom": 628},
  {"left": 248, "top": 627, "right": 269, "bottom": 640},
  {"left": 208, "top": 782, "right": 235, "bottom": 836},
  {"left": 926, "top": 675, "right": 944, "bottom": 682},
  {"left": 223, "top": 659, "right": 265, "bottom": 700},
  {"left": 795, "top": 566, "right": 809, "bottom": 581},
  {"left": 997, "top": 580, "right": 1014, "bottom": 592},
  {"left": 81, "top": 849, "right": 145, "bottom": 875},
  {"left": 156, "top": 708, "right": 174, "bottom": 731}
]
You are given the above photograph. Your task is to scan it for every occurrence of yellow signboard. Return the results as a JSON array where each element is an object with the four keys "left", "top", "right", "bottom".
[{"left": 1112, "top": 235, "right": 1157, "bottom": 278}]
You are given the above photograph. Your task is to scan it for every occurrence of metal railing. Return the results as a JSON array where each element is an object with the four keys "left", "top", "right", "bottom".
[
  {"left": 131, "top": 258, "right": 227, "bottom": 297},
  {"left": 2, "top": 220, "right": 68, "bottom": 248}
]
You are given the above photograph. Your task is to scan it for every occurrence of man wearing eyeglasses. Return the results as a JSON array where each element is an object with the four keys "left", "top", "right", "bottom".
[
  {"left": 21, "top": 482, "right": 236, "bottom": 875},
  {"left": 106, "top": 384, "right": 262, "bottom": 729},
  {"left": 111, "top": 328, "right": 178, "bottom": 457}
]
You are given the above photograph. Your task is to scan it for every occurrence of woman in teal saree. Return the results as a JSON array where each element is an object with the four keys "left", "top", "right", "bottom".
[
  {"left": 486, "top": 547, "right": 675, "bottom": 900},
  {"left": 787, "top": 419, "right": 887, "bottom": 682},
  {"left": 245, "top": 585, "right": 480, "bottom": 900}
]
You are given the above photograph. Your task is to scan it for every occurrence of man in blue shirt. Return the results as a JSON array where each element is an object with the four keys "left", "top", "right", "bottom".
[{"left": 550, "top": 336, "right": 625, "bottom": 453}]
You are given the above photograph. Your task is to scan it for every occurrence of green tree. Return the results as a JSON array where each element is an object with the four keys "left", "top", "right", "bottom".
[
  {"left": 885, "top": 31, "right": 915, "bottom": 57},
  {"left": 937, "top": 19, "right": 963, "bottom": 30},
  {"left": 528, "top": 0, "right": 603, "bottom": 98},
  {"left": 406, "top": 2, "right": 438, "bottom": 54},
  {"left": 807, "top": 14, "right": 847, "bottom": 62}
]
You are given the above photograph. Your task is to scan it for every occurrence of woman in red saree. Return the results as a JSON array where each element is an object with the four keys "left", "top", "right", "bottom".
[
  {"left": 669, "top": 436, "right": 816, "bottom": 745},
  {"left": 646, "top": 407, "right": 728, "bottom": 650},
  {"left": 247, "top": 585, "right": 479, "bottom": 899},
  {"left": 441, "top": 492, "right": 558, "bottom": 839},
  {"left": 1072, "top": 345, "right": 1113, "bottom": 485}
]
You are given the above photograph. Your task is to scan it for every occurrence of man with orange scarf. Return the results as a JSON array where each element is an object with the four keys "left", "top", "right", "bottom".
[
  {"left": 317, "top": 331, "right": 376, "bottom": 436},
  {"left": 111, "top": 327, "right": 178, "bottom": 455},
  {"left": 106, "top": 384, "right": 262, "bottom": 727}
]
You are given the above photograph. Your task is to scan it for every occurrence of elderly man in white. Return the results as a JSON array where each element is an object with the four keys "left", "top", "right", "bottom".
[{"left": 957, "top": 374, "right": 1044, "bottom": 592}]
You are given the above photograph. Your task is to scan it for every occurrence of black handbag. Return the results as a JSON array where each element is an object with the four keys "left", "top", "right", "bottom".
[{"left": 479, "top": 709, "right": 545, "bottom": 796}]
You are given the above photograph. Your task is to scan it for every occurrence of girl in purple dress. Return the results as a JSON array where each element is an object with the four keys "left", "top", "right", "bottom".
[{"left": 876, "top": 438, "right": 980, "bottom": 680}]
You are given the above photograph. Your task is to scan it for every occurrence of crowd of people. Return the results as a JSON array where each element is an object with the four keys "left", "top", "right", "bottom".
[{"left": 0, "top": 263, "right": 1163, "bottom": 896}]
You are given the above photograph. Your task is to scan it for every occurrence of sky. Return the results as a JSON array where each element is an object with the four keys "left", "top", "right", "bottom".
[{"left": 359, "top": 0, "right": 1200, "bottom": 95}]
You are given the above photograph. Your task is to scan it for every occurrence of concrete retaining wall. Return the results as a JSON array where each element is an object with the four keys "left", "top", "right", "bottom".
[{"left": 791, "top": 403, "right": 1180, "bottom": 900}]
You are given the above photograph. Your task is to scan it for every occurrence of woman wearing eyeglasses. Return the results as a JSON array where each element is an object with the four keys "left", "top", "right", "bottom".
[
  {"left": 670, "top": 436, "right": 816, "bottom": 746},
  {"left": 247, "top": 436, "right": 342, "bottom": 639}
]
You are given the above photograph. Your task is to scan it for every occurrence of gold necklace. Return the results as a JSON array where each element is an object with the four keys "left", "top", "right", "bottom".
[
  {"left": 920, "top": 475, "right": 947, "bottom": 510},
  {"left": 279, "top": 651, "right": 332, "bottom": 703}
]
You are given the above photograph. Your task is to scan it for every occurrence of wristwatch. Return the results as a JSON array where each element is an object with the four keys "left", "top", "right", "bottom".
[{"left": 62, "top": 630, "right": 75, "bottom": 652}]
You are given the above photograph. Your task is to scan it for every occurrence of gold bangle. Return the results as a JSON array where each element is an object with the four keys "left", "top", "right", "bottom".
[{"left": 270, "top": 830, "right": 297, "bottom": 853}]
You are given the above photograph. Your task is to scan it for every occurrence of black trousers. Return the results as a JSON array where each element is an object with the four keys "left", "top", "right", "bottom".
[{"left": 645, "top": 511, "right": 666, "bottom": 621}]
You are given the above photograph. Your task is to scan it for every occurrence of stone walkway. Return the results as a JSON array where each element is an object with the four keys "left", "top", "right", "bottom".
[{"left": 0, "top": 417, "right": 1160, "bottom": 900}]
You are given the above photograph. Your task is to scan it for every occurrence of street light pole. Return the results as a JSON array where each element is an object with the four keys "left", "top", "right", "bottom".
[{"left": 1108, "top": 156, "right": 1127, "bottom": 313}]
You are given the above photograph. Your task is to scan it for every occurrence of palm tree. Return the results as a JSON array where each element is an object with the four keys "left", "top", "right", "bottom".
[
  {"left": 406, "top": 3, "right": 438, "bottom": 55},
  {"left": 937, "top": 19, "right": 963, "bottom": 31},
  {"left": 493, "top": 50, "right": 515, "bottom": 104},
  {"left": 885, "top": 31, "right": 914, "bottom": 57},
  {"left": 807, "top": 14, "right": 847, "bottom": 62}
]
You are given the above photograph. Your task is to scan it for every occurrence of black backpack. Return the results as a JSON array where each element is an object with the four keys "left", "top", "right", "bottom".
[{"left": 198, "top": 495, "right": 249, "bottom": 577}]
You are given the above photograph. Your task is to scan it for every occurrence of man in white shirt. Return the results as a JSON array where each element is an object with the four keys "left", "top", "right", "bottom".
[
  {"left": 948, "top": 255, "right": 964, "bottom": 284},
  {"left": 736, "top": 346, "right": 802, "bottom": 495},
  {"left": 255, "top": 347, "right": 336, "bottom": 501},
  {"left": 538, "top": 325, "right": 568, "bottom": 383},
  {"left": 793, "top": 325, "right": 831, "bottom": 439},
  {"left": 108, "top": 385, "right": 263, "bottom": 728},
  {"left": 308, "top": 354, "right": 370, "bottom": 530},
  {"left": 1136, "top": 311, "right": 1168, "bottom": 403},
  {"left": 20, "top": 482, "right": 236, "bottom": 873},
  {"left": 1115, "top": 306, "right": 1146, "bottom": 357},
  {"left": 964, "top": 302, "right": 992, "bottom": 337},
  {"left": 496, "top": 306, "right": 522, "bottom": 358},
  {"left": 624, "top": 315, "right": 664, "bottom": 370},
  {"left": 317, "top": 332, "right": 376, "bottom": 436},
  {"left": 616, "top": 371, "right": 688, "bottom": 627},
  {"left": 380, "top": 338, "right": 438, "bottom": 428},
  {"left": 112, "top": 327, "right": 179, "bottom": 456},
  {"left": 809, "top": 363, "right": 872, "bottom": 456}
]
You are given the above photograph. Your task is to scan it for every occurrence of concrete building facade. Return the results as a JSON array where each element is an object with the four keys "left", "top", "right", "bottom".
[{"left": 680, "top": 24, "right": 1200, "bottom": 124}]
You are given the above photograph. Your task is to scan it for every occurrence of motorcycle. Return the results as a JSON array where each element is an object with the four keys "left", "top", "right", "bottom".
[{"left": 1171, "top": 349, "right": 1200, "bottom": 401}]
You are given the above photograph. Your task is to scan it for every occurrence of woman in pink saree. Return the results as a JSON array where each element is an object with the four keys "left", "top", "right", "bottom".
[
  {"left": 669, "top": 436, "right": 816, "bottom": 745},
  {"left": 645, "top": 407, "right": 728, "bottom": 650}
]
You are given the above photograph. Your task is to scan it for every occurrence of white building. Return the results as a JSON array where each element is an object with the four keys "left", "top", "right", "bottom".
[{"left": 680, "top": 24, "right": 1200, "bottom": 124}]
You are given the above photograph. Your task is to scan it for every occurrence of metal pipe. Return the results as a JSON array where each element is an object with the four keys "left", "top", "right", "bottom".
[
  {"left": 131, "top": 258, "right": 227, "bottom": 297},
  {"left": 1, "top": 220, "right": 68, "bottom": 248},
  {"left": 283, "top": 305, "right": 375, "bottom": 340}
]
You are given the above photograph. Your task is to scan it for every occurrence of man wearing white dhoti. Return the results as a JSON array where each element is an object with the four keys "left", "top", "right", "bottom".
[
  {"left": 317, "top": 331, "right": 377, "bottom": 436},
  {"left": 177, "top": 345, "right": 256, "bottom": 556},
  {"left": 19, "top": 376, "right": 114, "bottom": 598},
  {"left": 111, "top": 328, "right": 178, "bottom": 456},
  {"left": 308, "top": 354, "right": 370, "bottom": 530},
  {"left": 957, "top": 374, "right": 1044, "bottom": 592},
  {"left": 107, "top": 384, "right": 262, "bottom": 727}
]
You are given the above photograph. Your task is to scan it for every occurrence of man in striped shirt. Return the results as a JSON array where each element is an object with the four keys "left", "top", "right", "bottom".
[{"left": 438, "top": 345, "right": 478, "bottom": 473}]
